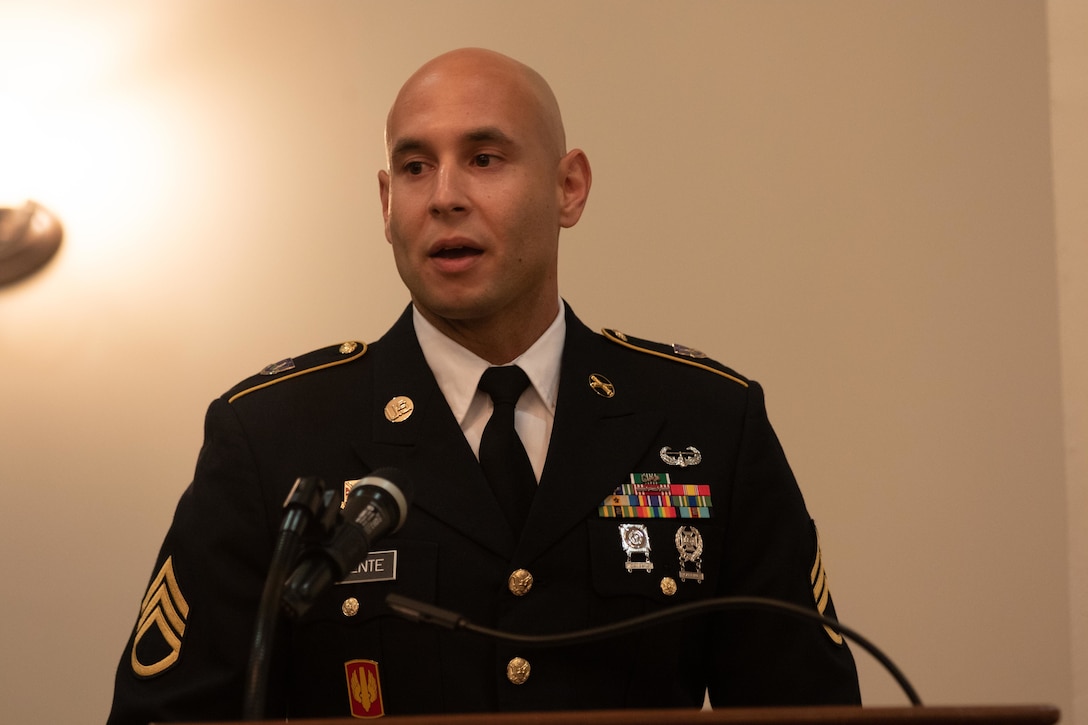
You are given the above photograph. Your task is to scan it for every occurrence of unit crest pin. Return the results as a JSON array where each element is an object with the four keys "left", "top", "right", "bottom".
[
  {"left": 342, "top": 479, "right": 362, "bottom": 509},
  {"left": 259, "top": 358, "right": 295, "bottom": 376},
  {"left": 672, "top": 343, "right": 708, "bottom": 359}
]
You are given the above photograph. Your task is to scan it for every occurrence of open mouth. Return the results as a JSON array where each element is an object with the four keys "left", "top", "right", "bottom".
[{"left": 432, "top": 246, "right": 482, "bottom": 260}]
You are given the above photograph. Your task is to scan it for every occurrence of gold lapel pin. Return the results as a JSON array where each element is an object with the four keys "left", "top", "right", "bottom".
[
  {"left": 589, "top": 373, "right": 615, "bottom": 398},
  {"left": 384, "top": 395, "right": 414, "bottom": 423}
]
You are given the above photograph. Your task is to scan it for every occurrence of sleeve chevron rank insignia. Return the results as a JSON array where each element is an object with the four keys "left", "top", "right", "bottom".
[
  {"left": 130, "top": 556, "right": 190, "bottom": 678},
  {"left": 810, "top": 533, "right": 845, "bottom": 645}
]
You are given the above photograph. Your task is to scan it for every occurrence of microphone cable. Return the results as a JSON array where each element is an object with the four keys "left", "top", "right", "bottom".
[{"left": 385, "top": 592, "right": 922, "bottom": 706}]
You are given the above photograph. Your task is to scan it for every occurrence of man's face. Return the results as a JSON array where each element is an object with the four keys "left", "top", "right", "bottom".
[{"left": 379, "top": 56, "right": 577, "bottom": 335}]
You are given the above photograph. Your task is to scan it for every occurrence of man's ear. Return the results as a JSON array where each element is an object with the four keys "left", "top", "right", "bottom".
[
  {"left": 557, "top": 149, "right": 592, "bottom": 229},
  {"left": 378, "top": 169, "right": 393, "bottom": 242},
  {"left": 378, "top": 169, "right": 391, "bottom": 222}
]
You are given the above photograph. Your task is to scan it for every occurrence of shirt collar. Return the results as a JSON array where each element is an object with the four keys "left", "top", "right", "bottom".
[{"left": 413, "top": 301, "right": 566, "bottom": 425}]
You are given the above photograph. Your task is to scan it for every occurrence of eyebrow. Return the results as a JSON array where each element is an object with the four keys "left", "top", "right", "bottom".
[
  {"left": 390, "top": 126, "right": 516, "bottom": 159},
  {"left": 464, "top": 126, "right": 515, "bottom": 145}
]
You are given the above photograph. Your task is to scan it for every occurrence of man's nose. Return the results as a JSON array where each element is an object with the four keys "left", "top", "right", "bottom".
[{"left": 429, "top": 165, "right": 469, "bottom": 216}]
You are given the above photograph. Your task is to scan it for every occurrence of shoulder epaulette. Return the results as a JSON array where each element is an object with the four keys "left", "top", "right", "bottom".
[
  {"left": 601, "top": 328, "right": 748, "bottom": 388},
  {"left": 227, "top": 340, "right": 368, "bottom": 403}
]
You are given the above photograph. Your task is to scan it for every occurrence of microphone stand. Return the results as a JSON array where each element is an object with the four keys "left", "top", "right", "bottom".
[{"left": 243, "top": 477, "right": 337, "bottom": 720}]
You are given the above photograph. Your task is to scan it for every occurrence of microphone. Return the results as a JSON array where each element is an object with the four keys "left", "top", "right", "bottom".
[{"left": 282, "top": 468, "right": 413, "bottom": 620}]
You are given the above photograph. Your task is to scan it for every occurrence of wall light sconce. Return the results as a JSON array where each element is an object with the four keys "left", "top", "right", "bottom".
[{"left": 0, "top": 201, "right": 64, "bottom": 288}]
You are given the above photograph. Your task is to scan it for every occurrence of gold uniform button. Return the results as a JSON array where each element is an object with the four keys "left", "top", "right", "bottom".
[
  {"left": 342, "top": 597, "right": 360, "bottom": 617},
  {"left": 506, "top": 657, "right": 531, "bottom": 685},
  {"left": 660, "top": 577, "right": 678, "bottom": 596},
  {"left": 508, "top": 569, "right": 534, "bottom": 596}
]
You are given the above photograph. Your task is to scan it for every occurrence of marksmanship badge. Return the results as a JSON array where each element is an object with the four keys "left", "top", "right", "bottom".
[
  {"left": 675, "top": 526, "right": 705, "bottom": 583},
  {"left": 619, "top": 523, "right": 654, "bottom": 573}
]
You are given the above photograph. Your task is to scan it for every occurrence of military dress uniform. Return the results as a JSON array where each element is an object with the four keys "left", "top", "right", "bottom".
[{"left": 107, "top": 304, "right": 860, "bottom": 723}]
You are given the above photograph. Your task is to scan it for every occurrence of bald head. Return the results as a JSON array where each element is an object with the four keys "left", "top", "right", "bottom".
[
  {"left": 385, "top": 48, "right": 567, "bottom": 163},
  {"left": 376, "top": 48, "right": 591, "bottom": 362}
]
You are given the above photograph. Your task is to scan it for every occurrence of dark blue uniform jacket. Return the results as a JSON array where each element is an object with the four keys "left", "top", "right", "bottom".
[{"left": 107, "top": 304, "right": 860, "bottom": 723}]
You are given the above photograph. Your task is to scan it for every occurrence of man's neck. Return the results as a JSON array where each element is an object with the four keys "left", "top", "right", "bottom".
[{"left": 414, "top": 299, "right": 561, "bottom": 365}]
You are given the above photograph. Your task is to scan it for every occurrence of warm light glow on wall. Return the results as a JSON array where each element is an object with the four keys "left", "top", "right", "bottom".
[
  {"left": 2, "top": 8, "right": 141, "bottom": 197},
  {"left": 0, "top": 4, "right": 189, "bottom": 283}
]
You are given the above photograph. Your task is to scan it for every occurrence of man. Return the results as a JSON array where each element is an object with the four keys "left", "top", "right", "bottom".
[{"left": 108, "top": 48, "right": 860, "bottom": 723}]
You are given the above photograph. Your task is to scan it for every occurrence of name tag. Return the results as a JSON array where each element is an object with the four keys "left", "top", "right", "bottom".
[{"left": 337, "top": 549, "right": 398, "bottom": 584}]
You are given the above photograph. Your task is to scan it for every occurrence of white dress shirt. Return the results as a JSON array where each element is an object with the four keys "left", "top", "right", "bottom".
[{"left": 412, "top": 302, "right": 565, "bottom": 482}]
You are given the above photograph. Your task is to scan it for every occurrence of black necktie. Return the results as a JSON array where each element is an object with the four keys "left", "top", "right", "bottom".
[{"left": 478, "top": 365, "right": 537, "bottom": 533}]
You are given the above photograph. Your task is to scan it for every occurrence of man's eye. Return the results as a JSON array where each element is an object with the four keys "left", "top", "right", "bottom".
[
  {"left": 405, "top": 161, "right": 424, "bottom": 175},
  {"left": 473, "top": 154, "right": 492, "bottom": 167}
]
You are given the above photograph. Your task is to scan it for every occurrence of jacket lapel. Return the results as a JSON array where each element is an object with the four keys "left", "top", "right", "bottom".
[
  {"left": 518, "top": 307, "right": 665, "bottom": 563},
  {"left": 351, "top": 307, "right": 515, "bottom": 557},
  {"left": 351, "top": 304, "right": 664, "bottom": 564}
]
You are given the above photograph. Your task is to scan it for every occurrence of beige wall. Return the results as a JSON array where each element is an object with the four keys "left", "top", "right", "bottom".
[
  {"left": 1050, "top": 0, "right": 1088, "bottom": 722},
  {"left": 0, "top": 1, "right": 1082, "bottom": 722}
]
